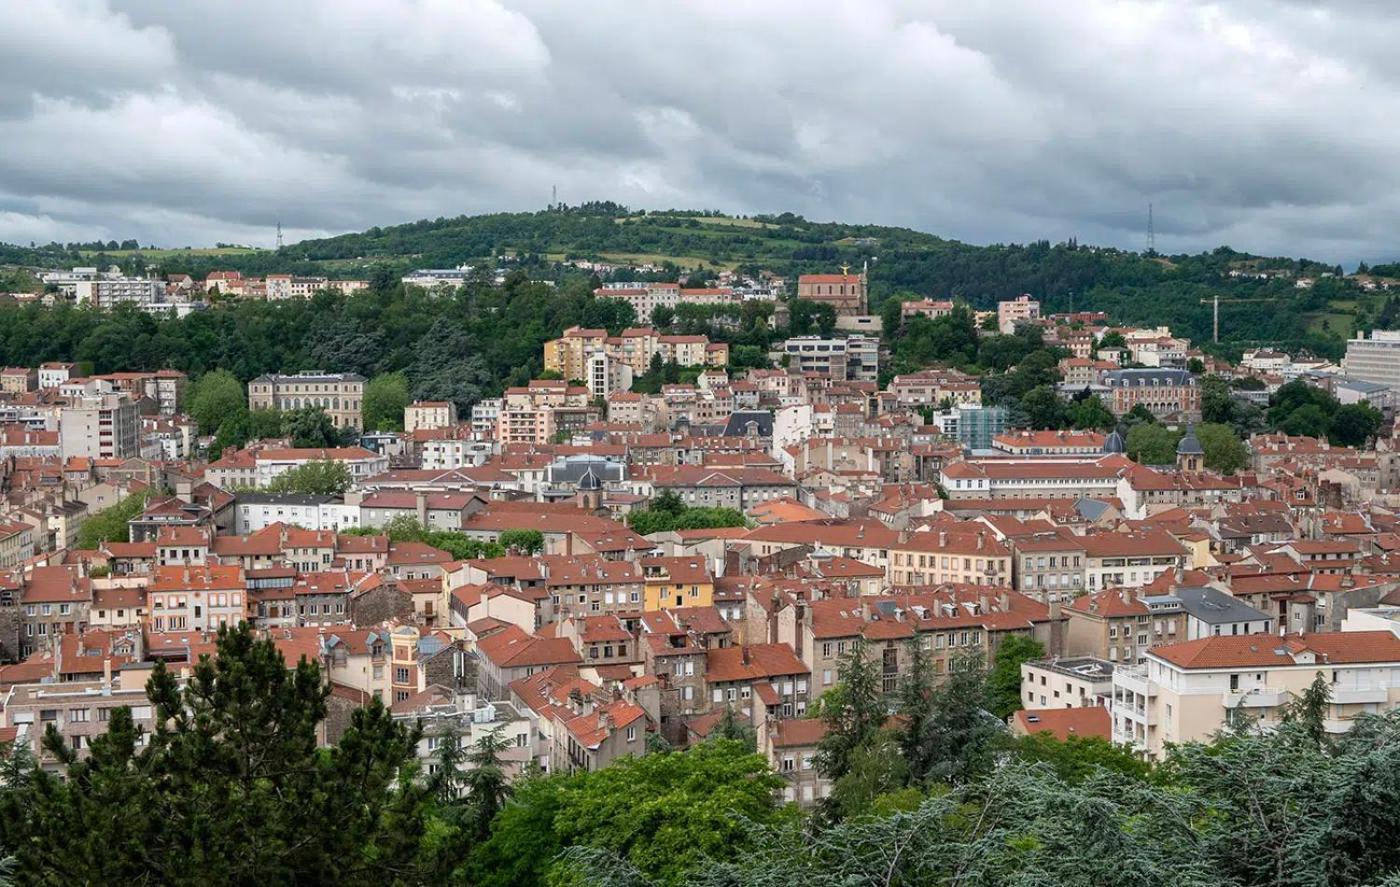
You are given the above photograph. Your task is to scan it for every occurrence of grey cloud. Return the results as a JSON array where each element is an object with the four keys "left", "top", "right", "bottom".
[{"left": 0, "top": 0, "right": 1396, "bottom": 263}]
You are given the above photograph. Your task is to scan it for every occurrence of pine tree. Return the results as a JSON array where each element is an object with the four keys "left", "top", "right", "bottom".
[
  {"left": 1284, "top": 670, "right": 1333, "bottom": 750},
  {"left": 431, "top": 719, "right": 468, "bottom": 805},
  {"left": 897, "top": 636, "right": 936, "bottom": 784},
  {"left": 924, "top": 650, "right": 1000, "bottom": 785},
  {"left": 462, "top": 727, "right": 513, "bottom": 842},
  {"left": 815, "top": 637, "right": 885, "bottom": 783},
  {"left": 4, "top": 623, "right": 433, "bottom": 882}
]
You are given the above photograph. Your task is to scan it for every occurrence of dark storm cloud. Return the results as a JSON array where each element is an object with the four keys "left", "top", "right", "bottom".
[{"left": 0, "top": 0, "right": 1394, "bottom": 263}]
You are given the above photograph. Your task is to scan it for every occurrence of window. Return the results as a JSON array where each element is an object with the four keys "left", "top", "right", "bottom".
[
  {"left": 626, "top": 726, "right": 637, "bottom": 742},
  {"left": 394, "top": 667, "right": 410, "bottom": 683}
]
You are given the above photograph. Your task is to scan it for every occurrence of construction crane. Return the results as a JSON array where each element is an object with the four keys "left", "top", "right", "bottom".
[{"left": 1199, "top": 293, "right": 1279, "bottom": 343}]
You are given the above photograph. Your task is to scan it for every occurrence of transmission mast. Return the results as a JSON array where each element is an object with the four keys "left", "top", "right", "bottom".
[
  {"left": 1146, "top": 203, "right": 1155, "bottom": 255},
  {"left": 276, "top": 221, "right": 284, "bottom": 251}
]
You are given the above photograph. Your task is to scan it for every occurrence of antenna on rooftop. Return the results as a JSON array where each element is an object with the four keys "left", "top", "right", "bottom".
[
  {"left": 1146, "top": 203, "right": 1155, "bottom": 255},
  {"left": 276, "top": 221, "right": 284, "bottom": 251}
]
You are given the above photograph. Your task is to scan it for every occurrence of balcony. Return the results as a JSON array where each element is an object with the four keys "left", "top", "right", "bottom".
[
  {"left": 1331, "top": 686, "right": 1389, "bottom": 705},
  {"left": 1115, "top": 666, "right": 1154, "bottom": 698},
  {"left": 1222, "top": 688, "right": 1287, "bottom": 709}
]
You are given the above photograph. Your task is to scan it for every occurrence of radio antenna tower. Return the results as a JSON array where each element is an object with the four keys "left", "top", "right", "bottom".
[
  {"left": 276, "top": 221, "right": 284, "bottom": 251},
  {"left": 552, "top": 185, "right": 557, "bottom": 209},
  {"left": 1146, "top": 203, "right": 1155, "bottom": 255}
]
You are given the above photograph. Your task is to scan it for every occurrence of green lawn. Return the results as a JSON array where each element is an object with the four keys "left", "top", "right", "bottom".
[{"left": 1305, "top": 311, "right": 1355, "bottom": 336}]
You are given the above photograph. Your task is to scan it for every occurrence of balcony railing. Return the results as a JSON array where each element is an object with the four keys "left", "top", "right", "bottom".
[{"left": 1222, "top": 688, "right": 1287, "bottom": 709}]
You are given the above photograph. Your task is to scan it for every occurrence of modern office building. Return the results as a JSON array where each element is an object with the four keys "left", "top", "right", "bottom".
[{"left": 1344, "top": 330, "right": 1400, "bottom": 390}]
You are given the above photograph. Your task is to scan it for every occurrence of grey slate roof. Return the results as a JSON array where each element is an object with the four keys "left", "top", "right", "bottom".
[{"left": 1174, "top": 586, "right": 1271, "bottom": 625}]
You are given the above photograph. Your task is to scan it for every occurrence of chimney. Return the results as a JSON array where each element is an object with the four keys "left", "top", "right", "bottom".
[
  {"left": 415, "top": 492, "right": 428, "bottom": 527},
  {"left": 979, "top": 593, "right": 989, "bottom": 614},
  {"left": 939, "top": 531, "right": 947, "bottom": 547},
  {"left": 102, "top": 656, "right": 112, "bottom": 689},
  {"left": 1048, "top": 600, "right": 1064, "bottom": 656},
  {"left": 742, "top": 646, "right": 751, "bottom": 665}
]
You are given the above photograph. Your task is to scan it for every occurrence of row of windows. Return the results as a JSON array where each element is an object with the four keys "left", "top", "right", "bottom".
[{"left": 23, "top": 603, "right": 72, "bottom": 617}]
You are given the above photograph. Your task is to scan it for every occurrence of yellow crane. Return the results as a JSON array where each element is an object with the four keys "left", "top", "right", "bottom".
[{"left": 1199, "top": 294, "right": 1279, "bottom": 343}]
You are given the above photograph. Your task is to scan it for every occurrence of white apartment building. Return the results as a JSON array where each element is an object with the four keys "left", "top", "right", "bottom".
[
  {"left": 1022, "top": 657, "right": 1115, "bottom": 709},
  {"left": 594, "top": 282, "right": 680, "bottom": 322},
  {"left": 74, "top": 277, "right": 170, "bottom": 311},
  {"left": 1344, "top": 330, "right": 1400, "bottom": 390},
  {"left": 780, "top": 335, "right": 880, "bottom": 382},
  {"left": 420, "top": 437, "right": 494, "bottom": 471},
  {"left": 234, "top": 494, "right": 361, "bottom": 534},
  {"left": 401, "top": 267, "right": 472, "bottom": 290},
  {"left": 58, "top": 391, "right": 140, "bottom": 459},
  {"left": 470, "top": 399, "right": 501, "bottom": 436},
  {"left": 1112, "top": 631, "right": 1400, "bottom": 760},
  {"left": 586, "top": 353, "right": 633, "bottom": 399},
  {"left": 251, "top": 447, "right": 389, "bottom": 488}
]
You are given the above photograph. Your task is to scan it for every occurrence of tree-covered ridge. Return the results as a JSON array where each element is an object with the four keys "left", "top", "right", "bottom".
[{"left": 2, "top": 205, "right": 1383, "bottom": 356}]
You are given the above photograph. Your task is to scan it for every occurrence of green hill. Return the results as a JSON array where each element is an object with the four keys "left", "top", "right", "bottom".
[{"left": 1, "top": 203, "right": 1380, "bottom": 357}]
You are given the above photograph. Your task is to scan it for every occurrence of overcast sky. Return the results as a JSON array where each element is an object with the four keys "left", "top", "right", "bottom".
[{"left": 0, "top": 1, "right": 1393, "bottom": 263}]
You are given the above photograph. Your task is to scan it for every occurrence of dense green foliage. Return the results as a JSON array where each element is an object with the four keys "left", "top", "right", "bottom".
[
  {"left": 1268, "top": 379, "right": 1385, "bottom": 446},
  {"left": 0, "top": 275, "right": 638, "bottom": 417},
  {"left": 497, "top": 529, "right": 545, "bottom": 555},
  {"left": 6, "top": 622, "right": 1400, "bottom": 885},
  {"left": 471, "top": 740, "right": 786, "bottom": 887},
  {"left": 624, "top": 492, "right": 746, "bottom": 535},
  {"left": 264, "top": 460, "right": 353, "bottom": 496},
  {"left": 345, "top": 515, "right": 505, "bottom": 561},
  {"left": 363, "top": 372, "right": 411, "bottom": 431},
  {"left": 1125, "top": 420, "right": 1248, "bottom": 473},
  {"left": 0, "top": 624, "right": 430, "bottom": 883},
  {"left": 76, "top": 489, "right": 152, "bottom": 548},
  {"left": 190, "top": 366, "right": 359, "bottom": 455},
  {"left": 186, "top": 368, "right": 246, "bottom": 436},
  {"left": 985, "top": 635, "right": 1045, "bottom": 719}
]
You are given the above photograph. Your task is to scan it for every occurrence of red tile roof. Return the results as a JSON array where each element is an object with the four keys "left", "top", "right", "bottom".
[{"left": 1013, "top": 706, "right": 1111, "bottom": 741}]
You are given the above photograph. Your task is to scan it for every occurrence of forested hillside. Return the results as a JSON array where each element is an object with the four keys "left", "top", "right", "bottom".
[{"left": 1, "top": 204, "right": 1386, "bottom": 357}]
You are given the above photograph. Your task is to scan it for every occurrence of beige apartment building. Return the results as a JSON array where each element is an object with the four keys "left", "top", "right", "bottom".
[
  {"left": 0, "top": 367, "right": 36, "bottom": 394},
  {"left": 496, "top": 381, "right": 596, "bottom": 445},
  {"left": 2, "top": 668, "right": 159, "bottom": 766},
  {"left": 1065, "top": 588, "right": 1185, "bottom": 665},
  {"left": 1114, "top": 631, "right": 1400, "bottom": 760},
  {"left": 543, "top": 326, "right": 724, "bottom": 382},
  {"left": 997, "top": 294, "right": 1040, "bottom": 333},
  {"left": 248, "top": 371, "right": 365, "bottom": 431},
  {"left": 404, "top": 400, "right": 457, "bottom": 432},
  {"left": 888, "top": 528, "right": 1012, "bottom": 587}
]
